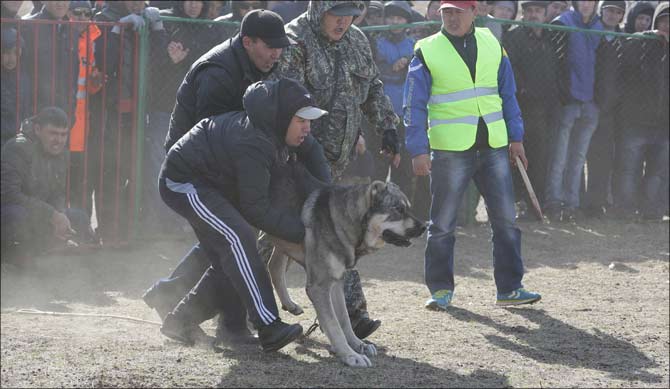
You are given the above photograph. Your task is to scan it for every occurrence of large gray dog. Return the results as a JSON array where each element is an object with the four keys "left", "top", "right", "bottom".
[{"left": 266, "top": 160, "right": 426, "bottom": 367}]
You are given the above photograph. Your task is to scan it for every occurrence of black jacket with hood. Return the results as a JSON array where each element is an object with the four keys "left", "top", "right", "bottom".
[
  {"left": 594, "top": 3, "right": 625, "bottom": 113},
  {"left": 623, "top": 1, "right": 655, "bottom": 34},
  {"left": 618, "top": 2, "right": 669, "bottom": 131},
  {"left": 162, "top": 79, "right": 326, "bottom": 243}
]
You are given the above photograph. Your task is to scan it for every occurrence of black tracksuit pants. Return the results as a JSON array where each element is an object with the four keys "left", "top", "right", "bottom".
[{"left": 159, "top": 177, "right": 279, "bottom": 328}]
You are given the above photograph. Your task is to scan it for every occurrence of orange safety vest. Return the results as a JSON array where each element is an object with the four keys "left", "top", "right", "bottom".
[{"left": 70, "top": 24, "right": 102, "bottom": 152}]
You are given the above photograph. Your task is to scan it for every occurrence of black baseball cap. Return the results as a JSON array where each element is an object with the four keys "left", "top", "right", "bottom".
[
  {"left": 240, "top": 9, "right": 295, "bottom": 48},
  {"left": 328, "top": 2, "right": 364, "bottom": 17}
]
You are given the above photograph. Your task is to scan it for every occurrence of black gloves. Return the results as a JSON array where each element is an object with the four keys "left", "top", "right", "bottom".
[{"left": 381, "top": 129, "right": 400, "bottom": 155}]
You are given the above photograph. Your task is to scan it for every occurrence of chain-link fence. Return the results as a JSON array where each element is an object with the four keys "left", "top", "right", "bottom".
[{"left": 2, "top": 4, "right": 667, "bottom": 249}]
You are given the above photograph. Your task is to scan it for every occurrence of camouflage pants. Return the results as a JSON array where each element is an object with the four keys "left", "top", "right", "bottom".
[{"left": 257, "top": 233, "right": 369, "bottom": 320}]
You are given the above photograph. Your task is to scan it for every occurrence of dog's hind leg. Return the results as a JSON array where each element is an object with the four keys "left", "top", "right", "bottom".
[
  {"left": 306, "top": 279, "right": 371, "bottom": 367},
  {"left": 332, "top": 280, "right": 377, "bottom": 358},
  {"left": 268, "top": 251, "right": 303, "bottom": 315}
]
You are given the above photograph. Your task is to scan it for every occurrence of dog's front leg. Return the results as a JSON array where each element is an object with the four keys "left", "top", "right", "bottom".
[
  {"left": 306, "top": 280, "right": 371, "bottom": 368},
  {"left": 268, "top": 251, "right": 303, "bottom": 315},
  {"left": 332, "top": 280, "right": 377, "bottom": 358}
]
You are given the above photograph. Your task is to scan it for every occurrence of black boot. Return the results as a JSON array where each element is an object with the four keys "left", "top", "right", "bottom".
[
  {"left": 215, "top": 315, "right": 258, "bottom": 345},
  {"left": 258, "top": 320, "right": 303, "bottom": 352},
  {"left": 351, "top": 315, "right": 382, "bottom": 340},
  {"left": 142, "top": 283, "right": 175, "bottom": 321},
  {"left": 160, "top": 312, "right": 209, "bottom": 346}
]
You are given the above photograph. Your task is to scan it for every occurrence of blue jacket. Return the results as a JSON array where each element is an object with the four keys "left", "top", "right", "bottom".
[
  {"left": 553, "top": 9, "right": 603, "bottom": 103},
  {"left": 403, "top": 32, "right": 523, "bottom": 158},
  {"left": 376, "top": 34, "right": 415, "bottom": 116}
]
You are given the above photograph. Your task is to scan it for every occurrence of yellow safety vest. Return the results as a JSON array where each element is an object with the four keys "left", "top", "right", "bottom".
[{"left": 416, "top": 28, "right": 508, "bottom": 151}]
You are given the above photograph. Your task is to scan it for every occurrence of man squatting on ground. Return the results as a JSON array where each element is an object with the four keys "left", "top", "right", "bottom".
[
  {"left": 403, "top": 0, "right": 541, "bottom": 309},
  {"left": 159, "top": 78, "right": 330, "bottom": 352}
]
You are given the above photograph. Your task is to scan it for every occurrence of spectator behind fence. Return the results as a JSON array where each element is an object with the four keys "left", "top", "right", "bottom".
[
  {"left": 543, "top": 1, "right": 603, "bottom": 223},
  {"left": 1, "top": 28, "right": 31, "bottom": 147},
  {"left": 624, "top": 1, "right": 655, "bottom": 34},
  {"left": 67, "top": 1, "right": 104, "bottom": 212},
  {"left": 546, "top": 1, "right": 569, "bottom": 23},
  {"left": 613, "top": 2, "right": 669, "bottom": 221},
  {"left": 475, "top": 0, "right": 503, "bottom": 41},
  {"left": 490, "top": 1, "right": 518, "bottom": 36},
  {"left": 142, "top": 1, "right": 211, "bottom": 236},
  {"left": 503, "top": 0, "right": 560, "bottom": 212},
  {"left": 214, "top": 1, "right": 266, "bottom": 41},
  {"left": 1, "top": 107, "right": 98, "bottom": 264},
  {"left": 372, "top": 1, "right": 415, "bottom": 201},
  {"left": 582, "top": 0, "right": 626, "bottom": 219},
  {"left": 1, "top": 1, "right": 23, "bottom": 19},
  {"left": 90, "top": 0, "right": 167, "bottom": 244},
  {"left": 273, "top": 0, "right": 401, "bottom": 340},
  {"left": 21, "top": 1, "right": 79, "bottom": 120},
  {"left": 270, "top": 0, "right": 308, "bottom": 24}
]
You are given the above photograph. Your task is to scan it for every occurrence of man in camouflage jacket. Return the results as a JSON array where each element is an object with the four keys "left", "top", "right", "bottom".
[{"left": 272, "top": 0, "right": 402, "bottom": 338}]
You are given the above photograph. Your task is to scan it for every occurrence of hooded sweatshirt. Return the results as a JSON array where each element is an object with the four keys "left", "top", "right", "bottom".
[
  {"left": 552, "top": 5, "right": 603, "bottom": 103},
  {"left": 162, "top": 79, "right": 326, "bottom": 243},
  {"left": 272, "top": 0, "right": 399, "bottom": 177},
  {"left": 624, "top": 1, "right": 655, "bottom": 34}
]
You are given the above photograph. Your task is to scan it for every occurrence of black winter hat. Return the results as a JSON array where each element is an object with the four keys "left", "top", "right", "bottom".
[
  {"left": 384, "top": 1, "right": 412, "bottom": 21},
  {"left": 240, "top": 9, "right": 295, "bottom": 48}
]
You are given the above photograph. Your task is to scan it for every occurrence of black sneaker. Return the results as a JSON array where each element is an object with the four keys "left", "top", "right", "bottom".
[
  {"left": 160, "top": 312, "right": 209, "bottom": 346},
  {"left": 563, "top": 208, "right": 584, "bottom": 223},
  {"left": 258, "top": 320, "right": 303, "bottom": 352},
  {"left": 545, "top": 207, "right": 562, "bottom": 223},
  {"left": 352, "top": 317, "right": 382, "bottom": 340}
]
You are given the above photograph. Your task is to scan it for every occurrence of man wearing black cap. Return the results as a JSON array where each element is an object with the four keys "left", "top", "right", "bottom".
[
  {"left": 273, "top": 0, "right": 402, "bottom": 340},
  {"left": 159, "top": 78, "right": 329, "bottom": 352},
  {"left": 503, "top": 0, "right": 560, "bottom": 211},
  {"left": 582, "top": 0, "right": 627, "bottom": 218},
  {"left": 144, "top": 9, "right": 331, "bottom": 345}
]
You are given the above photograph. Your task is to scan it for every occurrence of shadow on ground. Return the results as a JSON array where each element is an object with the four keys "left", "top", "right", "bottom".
[
  {"left": 447, "top": 307, "right": 663, "bottom": 384},
  {"left": 211, "top": 337, "right": 509, "bottom": 388}
]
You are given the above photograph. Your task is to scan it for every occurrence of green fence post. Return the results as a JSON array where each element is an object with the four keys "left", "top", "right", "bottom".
[{"left": 133, "top": 25, "right": 149, "bottom": 239}]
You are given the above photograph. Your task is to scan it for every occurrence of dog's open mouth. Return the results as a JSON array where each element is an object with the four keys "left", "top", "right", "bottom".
[{"left": 382, "top": 230, "right": 412, "bottom": 247}]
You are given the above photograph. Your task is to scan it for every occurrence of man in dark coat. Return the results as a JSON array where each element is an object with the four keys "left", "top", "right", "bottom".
[
  {"left": 1, "top": 27, "right": 31, "bottom": 147},
  {"left": 503, "top": 0, "right": 561, "bottom": 210},
  {"left": 158, "top": 79, "right": 328, "bottom": 351},
  {"left": 582, "top": 0, "right": 626, "bottom": 218}
]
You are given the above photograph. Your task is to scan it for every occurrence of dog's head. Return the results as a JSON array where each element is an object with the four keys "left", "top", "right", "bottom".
[{"left": 366, "top": 181, "right": 427, "bottom": 247}]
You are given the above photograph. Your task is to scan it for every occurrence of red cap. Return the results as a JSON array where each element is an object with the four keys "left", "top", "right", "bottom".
[{"left": 439, "top": 1, "right": 477, "bottom": 11}]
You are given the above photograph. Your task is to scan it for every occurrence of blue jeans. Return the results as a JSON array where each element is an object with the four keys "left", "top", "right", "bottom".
[
  {"left": 425, "top": 147, "right": 525, "bottom": 294},
  {"left": 614, "top": 129, "right": 669, "bottom": 217},
  {"left": 545, "top": 102, "right": 600, "bottom": 210}
]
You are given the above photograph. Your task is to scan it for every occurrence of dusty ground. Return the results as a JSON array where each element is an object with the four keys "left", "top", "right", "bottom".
[{"left": 1, "top": 218, "right": 669, "bottom": 388}]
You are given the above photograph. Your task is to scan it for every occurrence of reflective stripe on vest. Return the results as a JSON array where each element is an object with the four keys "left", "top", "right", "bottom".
[{"left": 416, "top": 28, "right": 508, "bottom": 151}]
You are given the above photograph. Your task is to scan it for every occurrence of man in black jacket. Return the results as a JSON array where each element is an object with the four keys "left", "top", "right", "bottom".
[
  {"left": 582, "top": 0, "right": 626, "bottom": 218},
  {"left": 159, "top": 78, "right": 328, "bottom": 352},
  {"left": 503, "top": 0, "right": 561, "bottom": 211},
  {"left": 613, "top": 2, "right": 669, "bottom": 221},
  {"left": 144, "top": 10, "right": 331, "bottom": 344}
]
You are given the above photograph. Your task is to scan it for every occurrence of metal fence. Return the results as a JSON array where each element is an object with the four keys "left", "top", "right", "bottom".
[{"left": 1, "top": 12, "right": 666, "bottom": 245}]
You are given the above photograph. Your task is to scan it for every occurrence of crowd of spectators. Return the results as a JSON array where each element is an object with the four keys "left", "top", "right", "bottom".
[{"left": 1, "top": 1, "right": 668, "bottom": 260}]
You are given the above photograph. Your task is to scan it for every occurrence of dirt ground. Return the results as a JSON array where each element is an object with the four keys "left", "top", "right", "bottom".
[{"left": 1, "top": 218, "right": 668, "bottom": 388}]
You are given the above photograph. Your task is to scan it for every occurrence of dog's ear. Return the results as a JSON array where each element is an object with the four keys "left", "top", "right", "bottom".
[{"left": 368, "top": 180, "right": 387, "bottom": 201}]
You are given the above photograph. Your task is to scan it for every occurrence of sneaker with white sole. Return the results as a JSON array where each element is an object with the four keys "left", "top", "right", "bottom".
[
  {"left": 425, "top": 289, "right": 453, "bottom": 311},
  {"left": 496, "top": 288, "right": 541, "bottom": 306}
]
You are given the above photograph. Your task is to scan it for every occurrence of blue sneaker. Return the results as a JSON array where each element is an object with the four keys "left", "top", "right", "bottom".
[
  {"left": 425, "top": 289, "right": 453, "bottom": 311},
  {"left": 496, "top": 288, "right": 541, "bottom": 306}
]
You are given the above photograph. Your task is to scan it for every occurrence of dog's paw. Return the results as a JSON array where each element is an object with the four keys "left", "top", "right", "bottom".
[
  {"left": 356, "top": 341, "right": 377, "bottom": 357},
  {"left": 341, "top": 353, "right": 372, "bottom": 368},
  {"left": 281, "top": 303, "right": 304, "bottom": 316}
]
